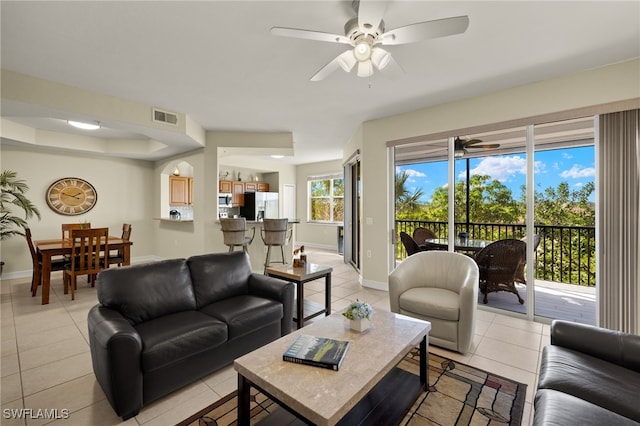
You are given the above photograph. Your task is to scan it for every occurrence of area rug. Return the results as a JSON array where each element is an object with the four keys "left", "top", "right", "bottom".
[{"left": 179, "top": 349, "right": 527, "bottom": 426}]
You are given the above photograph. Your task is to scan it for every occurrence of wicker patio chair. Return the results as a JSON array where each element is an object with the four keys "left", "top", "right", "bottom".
[
  {"left": 474, "top": 239, "right": 526, "bottom": 304},
  {"left": 412, "top": 227, "right": 436, "bottom": 245},
  {"left": 400, "top": 231, "right": 423, "bottom": 257}
]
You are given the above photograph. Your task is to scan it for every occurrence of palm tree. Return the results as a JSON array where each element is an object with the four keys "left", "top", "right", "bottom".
[
  {"left": 1, "top": 170, "right": 41, "bottom": 240},
  {"left": 395, "top": 171, "right": 424, "bottom": 217}
]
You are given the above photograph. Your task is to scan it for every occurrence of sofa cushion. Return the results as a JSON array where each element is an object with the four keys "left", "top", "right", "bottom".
[
  {"left": 399, "top": 287, "right": 459, "bottom": 321},
  {"left": 135, "top": 311, "right": 227, "bottom": 373},
  {"left": 534, "top": 389, "right": 639, "bottom": 426},
  {"left": 199, "top": 295, "right": 283, "bottom": 339},
  {"left": 188, "top": 252, "right": 252, "bottom": 308},
  {"left": 538, "top": 345, "right": 640, "bottom": 422},
  {"left": 97, "top": 259, "right": 196, "bottom": 325}
]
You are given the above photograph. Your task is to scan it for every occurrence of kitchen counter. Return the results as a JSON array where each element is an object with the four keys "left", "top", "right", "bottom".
[
  {"left": 216, "top": 218, "right": 300, "bottom": 224},
  {"left": 154, "top": 218, "right": 194, "bottom": 223}
]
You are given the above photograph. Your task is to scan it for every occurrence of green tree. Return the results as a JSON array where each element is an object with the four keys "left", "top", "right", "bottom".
[
  {"left": 395, "top": 171, "right": 425, "bottom": 219},
  {"left": 532, "top": 181, "right": 595, "bottom": 226},
  {"left": 529, "top": 181, "right": 595, "bottom": 285},
  {"left": 427, "top": 175, "right": 521, "bottom": 224}
]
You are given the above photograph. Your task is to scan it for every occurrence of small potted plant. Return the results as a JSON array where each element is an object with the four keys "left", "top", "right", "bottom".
[{"left": 343, "top": 300, "right": 373, "bottom": 332}]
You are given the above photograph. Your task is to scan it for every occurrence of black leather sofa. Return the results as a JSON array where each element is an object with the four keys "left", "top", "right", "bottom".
[
  {"left": 87, "top": 252, "right": 294, "bottom": 420},
  {"left": 534, "top": 320, "right": 640, "bottom": 425}
]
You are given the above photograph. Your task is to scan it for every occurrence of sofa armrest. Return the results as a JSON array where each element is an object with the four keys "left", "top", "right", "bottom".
[
  {"left": 551, "top": 320, "right": 640, "bottom": 372},
  {"left": 87, "top": 305, "right": 144, "bottom": 419},
  {"left": 248, "top": 274, "right": 295, "bottom": 335}
]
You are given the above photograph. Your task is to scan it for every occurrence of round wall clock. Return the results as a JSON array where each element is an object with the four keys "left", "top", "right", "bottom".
[{"left": 46, "top": 177, "right": 98, "bottom": 216}]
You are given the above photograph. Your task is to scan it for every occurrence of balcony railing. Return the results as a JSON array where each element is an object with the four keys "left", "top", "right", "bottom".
[{"left": 396, "top": 220, "right": 596, "bottom": 287}]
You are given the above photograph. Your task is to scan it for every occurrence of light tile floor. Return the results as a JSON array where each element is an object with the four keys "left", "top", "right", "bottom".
[{"left": 1, "top": 249, "right": 547, "bottom": 425}]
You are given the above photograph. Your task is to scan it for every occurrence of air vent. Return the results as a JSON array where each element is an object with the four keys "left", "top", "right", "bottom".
[{"left": 152, "top": 108, "right": 178, "bottom": 125}]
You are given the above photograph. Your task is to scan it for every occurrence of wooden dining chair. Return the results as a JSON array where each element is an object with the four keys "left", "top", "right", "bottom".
[
  {"left": 62, "top": 223, "right": 91, "bottom": 241},
  {"left": 63, "top": 227, "right": 109, "bottom": 300},
  {"left": 108, "top": 224, "right": 132, "bottom": 267},
  {"left": 25, "top": 228, "right": 67, "bottom": 297}
]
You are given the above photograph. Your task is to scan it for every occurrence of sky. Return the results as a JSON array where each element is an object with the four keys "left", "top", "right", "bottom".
[{"left": 397, "top": 146, "right": 595, "bottom": 203}]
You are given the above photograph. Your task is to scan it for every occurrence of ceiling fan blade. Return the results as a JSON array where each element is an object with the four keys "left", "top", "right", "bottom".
[
  {"left": 379, "top": 15, "right": 469, "bottom": 45},
  {"left": 270, "top": 27, "right": 351, "bottom": 44},
  {"left": 310, "top": 55, "right": 343, "bottom": 82},
  {"left": 357, "top": 0, "right": 387, "bottom": 34},
  {"left": 467, "top": 144, "right": 501, "bottom": 149},
  {"left": 463, "top": 138, "right": 484, "bottom": 146}
]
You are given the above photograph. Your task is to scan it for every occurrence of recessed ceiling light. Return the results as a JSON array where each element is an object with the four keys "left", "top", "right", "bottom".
[
  {"left": 271, "top": 155, "right": 284, "bottom": 159},
  {"left": 68, "top": 120, "right": 100, "bottom": 130}
]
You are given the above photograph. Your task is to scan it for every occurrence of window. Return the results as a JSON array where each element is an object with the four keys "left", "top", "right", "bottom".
[{"left": 308, "top": 175, "right": 344, "bottom": 223}]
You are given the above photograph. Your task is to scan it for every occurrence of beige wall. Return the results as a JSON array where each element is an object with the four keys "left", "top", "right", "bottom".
[
  {"left": 357, "top": 58, "right": 640, "bottom": 289},
  {"left": 153, "top": 149, "right": 208, "bottom": 260},
  {"left": 295, "top": 159, "right": 344, "bottom": 249},
  {"left": 0, "top": 131, "right": 298, "bottom": 275},
  {"left": 1, "top": 145, "right": 156, "bottom": 275}
]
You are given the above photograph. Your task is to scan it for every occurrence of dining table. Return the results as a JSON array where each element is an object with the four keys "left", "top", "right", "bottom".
[
  {"left": 34, "top": 236, "right": 133, "bottom": 305},
  {"left": 423, "top": 237, "right": 492, "bottom": 254}
]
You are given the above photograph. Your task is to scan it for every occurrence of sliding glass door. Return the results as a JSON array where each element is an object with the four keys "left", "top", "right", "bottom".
[{"left": 393, "top": 117, "right": 597, "bottom": 324}]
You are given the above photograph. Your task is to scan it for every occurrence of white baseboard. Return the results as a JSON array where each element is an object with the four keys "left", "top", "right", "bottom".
[
  {"left": 294, "top": 241, "right": 338, "bottom": 252},
  {"left": 362, "top": 278, "right": 388, "bottom": 291}
]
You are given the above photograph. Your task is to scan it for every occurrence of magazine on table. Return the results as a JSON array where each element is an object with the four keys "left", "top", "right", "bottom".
[{"left": 283, "top": 334, "right": 350, "bottom": 371}]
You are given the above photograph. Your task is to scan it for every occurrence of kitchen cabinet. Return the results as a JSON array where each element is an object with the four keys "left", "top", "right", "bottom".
[
  {"left": 219, "top": 180, "right": 270, "bottom": 206},
  {"left": 219, "top": 180, "right": 232, "bottom": 193},
  {"left": 170, "top": 176, "right": 193, "bottom": 206},
  {"left": 232, "top": 181, "right": 245, "bottom": 206},
  {"left": 241, "top": 181, "right": 270, "bottom": 192}
]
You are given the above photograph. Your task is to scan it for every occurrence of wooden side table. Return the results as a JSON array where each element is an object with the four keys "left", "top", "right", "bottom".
[{"left": 266, "top": 263, "right": 333, "bottom": 329}]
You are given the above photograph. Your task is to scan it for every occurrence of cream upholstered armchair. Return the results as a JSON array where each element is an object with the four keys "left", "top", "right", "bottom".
[{"left": 389, "top": 251, "right": 479, "bottom": 354}]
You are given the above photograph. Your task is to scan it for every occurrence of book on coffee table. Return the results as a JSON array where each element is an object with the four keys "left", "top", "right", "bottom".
[{"left": 283, "top": 334, "right": 350, "bottom": 371}]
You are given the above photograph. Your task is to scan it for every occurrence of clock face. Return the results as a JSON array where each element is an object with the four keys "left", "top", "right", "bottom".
[{"left": 46, "top": 177, "right": 97, "bottom": 216}]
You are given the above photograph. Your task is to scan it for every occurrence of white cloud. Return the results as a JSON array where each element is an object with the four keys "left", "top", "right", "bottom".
[
  {"left": 403, "top": 169, "right": 427, "bottom": 178},
  {"left": 461, "top": 156, "right": 544, "bottom": 182},
  {"left": 562, "top": 152, "right": 573, "bottom": 159},
  {"left": 560, "top": 164, "right": 595, "bottom": 179}
]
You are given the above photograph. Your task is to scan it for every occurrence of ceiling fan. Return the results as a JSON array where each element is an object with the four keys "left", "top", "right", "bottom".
[
  {"left": 454, "top": 137, "right": 500, "bottom": 157},
  {"left": 270, "top": 0, "right": 470, "bottom": 81}
]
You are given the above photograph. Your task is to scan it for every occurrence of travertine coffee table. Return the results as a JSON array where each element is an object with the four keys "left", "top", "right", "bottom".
[{"left": 234, "top": 310, "right": 431, "bottom": 426}]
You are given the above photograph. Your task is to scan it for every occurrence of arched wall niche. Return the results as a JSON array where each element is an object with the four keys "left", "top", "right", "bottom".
[{"left": 160, "top": 160, "right": 195, "bottom": 219}]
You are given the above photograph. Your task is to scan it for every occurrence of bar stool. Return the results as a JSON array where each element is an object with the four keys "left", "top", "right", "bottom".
[
  {"left": 220, "top": 218, "right": 255, "bottom": 253},
  {"left": 261, "top": 218, "right": 291, "bottom": 273}
]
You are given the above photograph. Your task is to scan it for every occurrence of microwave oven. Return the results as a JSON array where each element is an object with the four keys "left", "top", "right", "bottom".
[{"left": 218, "top": 193, "right": 232, "bottom": 207}]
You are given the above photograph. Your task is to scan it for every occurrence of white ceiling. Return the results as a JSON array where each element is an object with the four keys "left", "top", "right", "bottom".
[{"left": 1, "top": 1, "right": 639, "bottom": 164}]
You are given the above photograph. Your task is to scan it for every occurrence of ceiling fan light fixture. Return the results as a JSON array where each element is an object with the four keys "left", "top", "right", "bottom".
[
  {"left": 337, "top": 50, "right": 357, "bottom": 72},
  {"left": 353, "top": 41, "right": 372, "bottom": 61},
  {"left": 371, "top": 47, "right": 390, "bottom": 70},
  {"left": 454, "top": 148, "right": 465, "bottom": 158},
  {"left": 357, "top": 60, "right": 373, "bottom": 77}
]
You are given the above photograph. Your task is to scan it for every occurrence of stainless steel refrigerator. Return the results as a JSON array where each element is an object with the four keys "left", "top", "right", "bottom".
[{"left": 241, "top": 192, "right": 279, "bottom": 221}]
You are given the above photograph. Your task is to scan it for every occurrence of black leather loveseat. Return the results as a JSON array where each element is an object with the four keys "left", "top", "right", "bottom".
[
  {"left": 533, "top": 320, "right": 640, "bottom": 425},
  {"left": 87, "top": 252, "right": 294, "bottom": 420}
]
